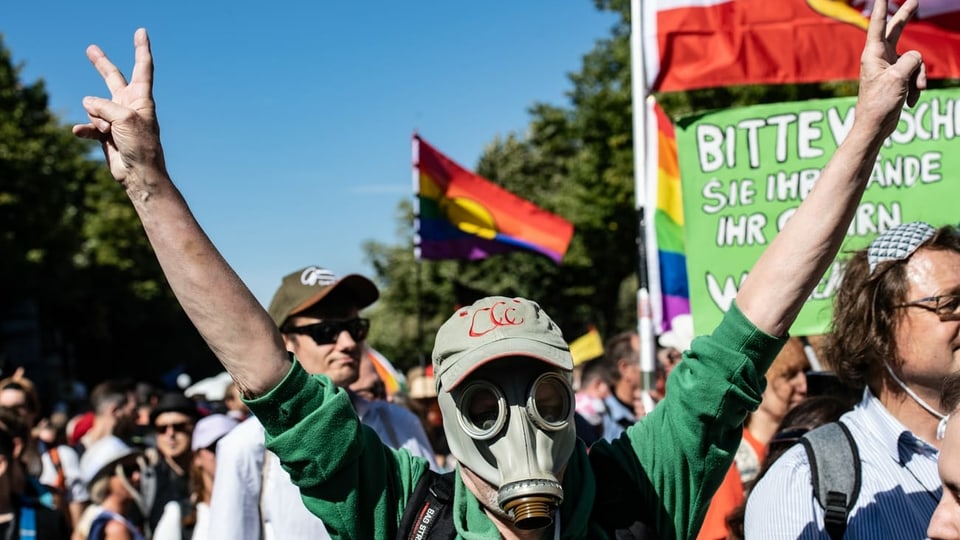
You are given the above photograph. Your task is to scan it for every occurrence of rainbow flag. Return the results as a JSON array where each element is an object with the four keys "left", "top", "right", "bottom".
[
  {"left": 413, "top": 135, "right": 574, "bottom": 263},
  {"left": 366, "top": 346, "right": 406, "bottom": 398},
  {"left": 645, "top": 100, "right": 689, "bottom": 332}
]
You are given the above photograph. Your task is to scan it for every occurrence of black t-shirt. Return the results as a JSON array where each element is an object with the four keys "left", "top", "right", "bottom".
[{"left": 148, "top": 458, "right": 193, "bottom": 538}]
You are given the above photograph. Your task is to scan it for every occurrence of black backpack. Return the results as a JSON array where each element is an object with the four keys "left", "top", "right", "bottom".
[
  {"left": 397, "top": 470, "right": 457, "bottom": 540},
  {"left": 800, "top": 422, "right": 861, "bottom": 540}
]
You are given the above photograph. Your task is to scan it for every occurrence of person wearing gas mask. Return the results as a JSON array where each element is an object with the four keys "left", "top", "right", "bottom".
[{"left": 71, "top": 0, "right": 924, "bottom": 536}]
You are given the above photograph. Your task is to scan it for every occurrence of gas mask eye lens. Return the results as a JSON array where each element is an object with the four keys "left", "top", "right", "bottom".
[
  {"left": 528, "top": 373, "right": 571, "bottom": 431},
  {"left": 469, "top": 391, "right": 499, "bottom": 430},
  {"left": 457, "top": 381, "right": 507, "bottom": 440}
]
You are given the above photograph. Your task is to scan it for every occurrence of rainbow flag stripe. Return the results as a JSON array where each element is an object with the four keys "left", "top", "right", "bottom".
[{"left": 651, "top": 101, "right": 690, "bottom": 330}]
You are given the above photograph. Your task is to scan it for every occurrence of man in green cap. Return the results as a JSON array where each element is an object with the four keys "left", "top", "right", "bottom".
[
  {"left": 208, "top": 265, "right": 436, "bottom": 539},
  {"left": 73, "top": 0, "right": 925, "bottom": 535}
]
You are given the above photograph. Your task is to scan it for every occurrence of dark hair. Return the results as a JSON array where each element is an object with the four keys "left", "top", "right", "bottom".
[
  {"left": 579, "top": 355, "right": 617, "bottom": 389},
  {"left": 725, "top": 395, "right": 853, "bottom": 540},
  {"left": 603, "top": 331, "right": 637, "bottom": 384},
  {"left": 0, "top": 378, "right": 40, "bottom": 419},
  {"left": 0, "top": 429, "right": 13, "bottom": 460},
  {"left": 90, "top": 379, "right": 135, "bottom": 415},
  {"left": 824, "top": 226, "right": 960, "bottom": 392}
]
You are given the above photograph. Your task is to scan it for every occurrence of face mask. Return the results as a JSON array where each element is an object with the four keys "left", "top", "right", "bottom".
[{"left": 439, "top": 362, "right": 576, "bottom": 530}]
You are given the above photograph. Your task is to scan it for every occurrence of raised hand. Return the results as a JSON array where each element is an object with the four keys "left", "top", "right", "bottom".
[
  {"left": 72, "top": 28, "right": 166, "bottom": 193},
  {"left": 857, "top": 0, "right": 926, "bottom": 137}
]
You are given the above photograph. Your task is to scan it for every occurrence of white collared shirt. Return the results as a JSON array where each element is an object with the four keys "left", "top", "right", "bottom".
[
  {"left": 207, "top": 417, "right": 331, "bottom": 540},
  {"left": 745, "top": 388, "right": 941, "bottom": 539}
]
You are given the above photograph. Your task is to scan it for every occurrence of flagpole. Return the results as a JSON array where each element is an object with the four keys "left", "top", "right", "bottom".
[
  {"left": 412, "top": 134, "right": 427, "bottom": 368},
  {"left": 631, "top": 0, "right": 657, "bottom": 412}
]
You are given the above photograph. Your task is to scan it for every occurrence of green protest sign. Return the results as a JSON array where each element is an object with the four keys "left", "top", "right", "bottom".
[{"left": 675, "top": 88, "right": 960, "bottom": 336}]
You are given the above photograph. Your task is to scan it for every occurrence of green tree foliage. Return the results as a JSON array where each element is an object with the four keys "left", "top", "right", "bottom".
[
  {"left": 366, "top": 1, "right": 957, "bottom": 373},
  {"left": 366, "top": 5, "right": 641, "bottom": 369},
  {"left": 0, "top": 35, "right": 217, "bottom": 395}
]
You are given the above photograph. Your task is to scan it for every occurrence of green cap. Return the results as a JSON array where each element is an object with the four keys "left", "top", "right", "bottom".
[
  {"left": 432, "top": 296, "right": 572, "bottom": 392},
  {"left": 267, "top": 266, "right": 379, "bottom": 327}
]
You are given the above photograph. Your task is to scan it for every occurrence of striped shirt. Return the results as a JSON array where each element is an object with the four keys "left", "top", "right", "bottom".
[{"left": 744, "top": 389, "right": 940, "bottom": 539}]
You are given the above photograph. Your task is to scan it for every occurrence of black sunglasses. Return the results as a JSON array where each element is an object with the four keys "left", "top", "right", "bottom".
[
  {"left": 155, "top": 421, "right": 192, "bottom": 435},
  {"left": 283, "top": 318, "right": 370, "bottom": 345}
]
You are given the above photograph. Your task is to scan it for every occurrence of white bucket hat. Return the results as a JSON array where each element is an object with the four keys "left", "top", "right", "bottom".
[{"left": 80, "top": 435, "right": 139, "bottom": 485}]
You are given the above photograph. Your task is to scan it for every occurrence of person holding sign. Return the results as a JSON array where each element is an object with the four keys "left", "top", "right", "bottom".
[{"left": 71, "top": 0, "right": 924, "bottom": 536}]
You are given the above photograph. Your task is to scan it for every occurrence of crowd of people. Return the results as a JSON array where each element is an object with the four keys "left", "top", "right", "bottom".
[
  {"left": 8, "top": 0, "right": 960, "bottom": 538},
  {"left": 0, "top": 281, "right": 454, "bottom": 540}
]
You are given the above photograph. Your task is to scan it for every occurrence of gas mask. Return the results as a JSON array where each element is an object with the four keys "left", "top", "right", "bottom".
[
  {"left": 432, "top": 296, "right": 577, "bottom": 529},
  {"left": 438, "top": 359, "right": 576, "bottom": 529}
]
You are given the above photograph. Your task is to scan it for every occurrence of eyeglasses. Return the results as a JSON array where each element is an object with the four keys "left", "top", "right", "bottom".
[
  {"left": 283, "top": 318, "right": 370, "bottom": 345},
  {"left": 894, "top": 293, "right": 960, "bottom": 321},
  {"left": 155, "top": 422, "right": 192, "bottom": 435}
]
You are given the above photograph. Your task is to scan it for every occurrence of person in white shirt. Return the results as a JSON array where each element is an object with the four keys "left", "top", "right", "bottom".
[{"left": 746, "top": 220, "right": 960, "bottom": 538}]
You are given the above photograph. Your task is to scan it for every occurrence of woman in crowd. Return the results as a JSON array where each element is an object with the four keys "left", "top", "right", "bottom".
[
  {"left": 185, "top": 414, "right": 237, "bottom": 540},
  {"left": 77, "top": 436, "right": 145, "bottom": 540}
]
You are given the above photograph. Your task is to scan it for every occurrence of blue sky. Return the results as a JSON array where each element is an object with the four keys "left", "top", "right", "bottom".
[{"left": 5, "top": 2, "right": 619, "bottom": 307}]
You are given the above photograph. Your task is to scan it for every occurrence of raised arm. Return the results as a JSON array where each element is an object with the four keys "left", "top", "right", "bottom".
[
  {"left": 736, "top": 0, "right": 925, "bottom": 336},
  {"left": 72, "top": 29, "right": 289, "bottom": 396}
]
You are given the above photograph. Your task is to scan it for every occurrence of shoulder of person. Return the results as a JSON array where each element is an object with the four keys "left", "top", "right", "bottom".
[
  {"left": 215, "top": 418, "right": 264, "bottom": 458},
  {"left": 103, "top": 517, "right": 134, "bottom": 538},
  {"left": 381, "top": 401, "right": 421, "bottom": 423}
]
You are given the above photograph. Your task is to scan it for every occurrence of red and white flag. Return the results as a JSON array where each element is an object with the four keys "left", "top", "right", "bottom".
[{"left": 643, "top": 0, "right": 960, "bottom": 92}]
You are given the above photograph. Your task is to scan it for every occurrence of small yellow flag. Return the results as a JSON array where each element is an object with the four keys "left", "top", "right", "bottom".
[{"left": 569, "top": 328, "right": 604, "bottom": 366}]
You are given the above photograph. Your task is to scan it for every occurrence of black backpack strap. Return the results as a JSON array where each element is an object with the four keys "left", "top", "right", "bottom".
[
  {"left": 397, "top": 470, "right": 456, "bottom": 540},
  {"left": 801, "top": 422, "right": 861, "bottom": 540}
]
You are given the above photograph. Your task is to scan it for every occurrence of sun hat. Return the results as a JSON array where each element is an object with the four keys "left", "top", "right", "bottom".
[
  {"left": 191, "top": 413, "right": 239, "bottom": 451},
  {"left": 659, "top": 314, "right": 694, "bottom": 352},
  {"left": 149, "top": 392, "right": 200, "bottom": 424},
  {"left": 432, "top": 296, "right": 572, "bottom": 392},
  {"left": 80, "top": 435, "right": 140, "bottom": 485},
  {"left": 408, "top": 372, "right": 438, "bottom": 399},
  {"left": 267, "top": 266, "right": 379, "bottom": 327}
]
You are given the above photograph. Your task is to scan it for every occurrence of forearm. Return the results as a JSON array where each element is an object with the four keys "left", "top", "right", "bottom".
[
  {"left": 737, "top": 0, "right": 922, "bottom": 336},
  {"left": 127, "top": 166, "right": 289, "bottom": 396},
  {"left": 737, "top": 122, "right": 882, "bottom": 336},
  {"left": 74, "top": 30, "right": 290, "bottom": 397}
]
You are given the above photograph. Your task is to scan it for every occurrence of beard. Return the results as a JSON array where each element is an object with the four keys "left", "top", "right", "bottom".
[{"left": 459, "top": 465, "right": 513, "bottom": 522}]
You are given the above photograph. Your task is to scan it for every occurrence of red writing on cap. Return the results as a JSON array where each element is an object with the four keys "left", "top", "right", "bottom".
[{"left": 469, "top": 301, "right": 524, "bottom": 337}]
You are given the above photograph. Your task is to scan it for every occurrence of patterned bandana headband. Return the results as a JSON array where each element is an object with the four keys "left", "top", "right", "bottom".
[{"left": 866, "top": 222, "right": 937, "bottom": 275}]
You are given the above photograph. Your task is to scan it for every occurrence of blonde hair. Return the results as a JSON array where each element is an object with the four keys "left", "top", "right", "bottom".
[{"left": 89, "top": 476, "right": 111, "bottom": 504}]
